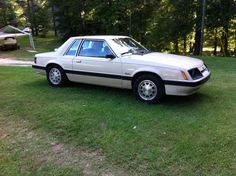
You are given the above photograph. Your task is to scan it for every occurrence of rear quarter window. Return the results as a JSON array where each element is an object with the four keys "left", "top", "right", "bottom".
[{"left": 65, "top": 40, "right": 81, "bottom": 56}]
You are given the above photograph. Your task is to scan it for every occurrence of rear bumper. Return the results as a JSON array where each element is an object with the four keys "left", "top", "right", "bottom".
[
  {"left": 164, "top": 72, "right": 211, "bottom": 95},
  {"left": 2, "top": 44, "right": 18, "bottom": 50},
  {"left": 32, "top": 65, "right": 45, "bottom": 70}
]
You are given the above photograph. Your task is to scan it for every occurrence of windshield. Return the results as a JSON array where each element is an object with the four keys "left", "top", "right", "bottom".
[{"left": 111, "top": 38, "right": 149, "bottom": 55}]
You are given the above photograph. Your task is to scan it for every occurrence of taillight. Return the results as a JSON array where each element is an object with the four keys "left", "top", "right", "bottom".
[{"left": 34, "top": 57, "right": 37, "bottom": 64}]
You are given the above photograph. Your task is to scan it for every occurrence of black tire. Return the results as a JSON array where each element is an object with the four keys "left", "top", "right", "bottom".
[
  {"left": 133, "top": 74, "right": 165, "bottom": 103},
  {"left": 46, "top": 65, "right": 68, "bottom": 87},
  {"left": 13, "top": 44, "right": 18, "bottom": 50}
]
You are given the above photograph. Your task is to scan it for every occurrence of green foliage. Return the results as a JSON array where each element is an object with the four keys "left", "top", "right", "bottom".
[
  {"left": 205, "top": 0, "right": 236, "bottom": 56},
  {"left": 0, "top": 0, "right": 16, "bottom": 28},
  {"left": 51, "top": 0, "right": 84, "bottom": 38},
  {"left": 50, "top": 0, "right": 236, "bottom": 56},
  {"left": 2, "top": 0, "right": 236, "bottom": 55},
  {"left": 15, "top": 0, "right": 51, "bottom": 36},
  {"left": 147, "top": 0, "right": 195, "bottom": 52}
]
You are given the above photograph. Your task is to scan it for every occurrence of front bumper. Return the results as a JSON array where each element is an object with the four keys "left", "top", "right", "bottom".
[{"left": 164, "top": 72, "right": 211, "bottom": 96}]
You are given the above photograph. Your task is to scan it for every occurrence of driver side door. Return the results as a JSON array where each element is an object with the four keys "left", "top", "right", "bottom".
[{"left": 70, "top": 39, "right": 122, "bottom": 88}]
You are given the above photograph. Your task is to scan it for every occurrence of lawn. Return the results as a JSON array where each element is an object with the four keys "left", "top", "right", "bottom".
[
  {"left": 0, "top": 31, "right": 61, "bottom": 60},
  {"left": 0, "top": 57, "right": 236, "bottom": 175}
]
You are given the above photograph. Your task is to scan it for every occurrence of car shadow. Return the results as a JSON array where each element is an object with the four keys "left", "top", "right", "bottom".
[
  {"left": 163, "top": 92, "right": 213, "bottom": 106},
  {"left": 68, "top": 81, "right": 132, "bottom": 95},
  {"left": 28, "top": 79, "right": 212, "bottom": 106}
]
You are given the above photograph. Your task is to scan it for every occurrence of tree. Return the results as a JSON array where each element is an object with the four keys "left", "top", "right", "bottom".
[
  {"left": 205, "top": 0, "right": 222, "bottom": 55},
  {"left": 50, "top": 0, "right": 85, "bottom": 38},
  {"left": 50, "top": 0, "right": 235, "bottom": 56},
  {"left": 193, "top": 0, "right": 204, "bottom": 55},
  {"left": 0, "top": 0, "right": 16, "bottom": 28},
  {"left": 147, "top": 0, "right": 194, "bottom": 53},
  {"left": 16, "top": 0, "right": 51, "bottom": 36},
  {"left": 205, "top": 0, "right": 236, "bottom": 56},
  {"left": 218, "top": 0, "right": 236, "bottom": 56}
]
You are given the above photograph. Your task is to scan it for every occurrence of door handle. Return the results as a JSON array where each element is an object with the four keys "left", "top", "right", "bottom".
[{"left": 75, "top": 60, "right": 82, "bottom": 63}]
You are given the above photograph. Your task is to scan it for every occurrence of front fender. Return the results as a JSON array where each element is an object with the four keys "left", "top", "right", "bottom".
[
  {"left": 132, "top": 66, "right": 183, "bottom": 81},
  {"left": 131, "top": 66, "right": 164, "bottom": 80}
]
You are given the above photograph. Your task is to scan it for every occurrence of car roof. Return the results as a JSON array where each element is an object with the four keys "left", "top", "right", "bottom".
[{"left": 70, "top": 35, "right": 130, "bottom": 40}]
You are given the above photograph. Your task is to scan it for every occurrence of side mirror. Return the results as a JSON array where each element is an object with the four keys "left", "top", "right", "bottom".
[
  {"left": 105, "top": 54, "right": 116, "bottom": 59},
  {"left": 54, "top": 48, "right": 58, "bottom": 52}
]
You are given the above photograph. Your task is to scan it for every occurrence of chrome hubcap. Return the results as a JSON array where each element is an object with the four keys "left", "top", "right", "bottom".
[
  {"left": 49, "top": 68, "right": 61, "bottom": 85},
  {"left": 138, "top": 80, "right": 157, "bottom": 101}
]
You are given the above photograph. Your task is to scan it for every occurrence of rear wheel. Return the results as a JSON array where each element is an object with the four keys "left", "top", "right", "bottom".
[
  {"left": 46, "top": 65, "right": 68, "bottom": 87},
  {"left": 133, "top": 74, "right": 165, "bottom": 103}
]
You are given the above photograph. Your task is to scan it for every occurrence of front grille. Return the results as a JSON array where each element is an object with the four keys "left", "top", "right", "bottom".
[{"left": 188, "top": 68, "right": 203, "bottom": 80}]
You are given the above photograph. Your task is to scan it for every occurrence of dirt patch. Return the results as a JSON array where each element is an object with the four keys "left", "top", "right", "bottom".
[
  {"left": 0, "top": 117, "right": 130, "bottom": 176},
  {"left": 0, "top": 58, "right": 33, "bottom": 66}
]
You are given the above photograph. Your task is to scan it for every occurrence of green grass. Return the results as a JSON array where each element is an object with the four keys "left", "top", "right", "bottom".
[
  {"left": 0, "top": 57, "right": 236, "bottom": 175},
  {"left": 0, "top": 31, "right": 61, "bottom": 60}
]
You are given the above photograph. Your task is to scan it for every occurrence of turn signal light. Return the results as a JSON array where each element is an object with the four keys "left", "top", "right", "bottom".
[{"left": 181, "top": 71, "right": 188, "bottom": 80}]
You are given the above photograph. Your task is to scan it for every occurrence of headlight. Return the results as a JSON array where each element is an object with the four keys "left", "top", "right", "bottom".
[{"left": 188, "top": 68, "right": 203, "bottom": 80}]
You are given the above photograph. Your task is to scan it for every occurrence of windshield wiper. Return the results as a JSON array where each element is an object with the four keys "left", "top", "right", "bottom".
[
  {"left": 121, "top": 49, "right": 133, "bottom": 56},
  {"left": 137, "top": 49, "right": 150, "bottom": 55}
]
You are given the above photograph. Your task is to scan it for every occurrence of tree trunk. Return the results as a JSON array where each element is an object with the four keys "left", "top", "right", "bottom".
[
  {"left": 51, "top": 4, "right": 58, "bottom": 37},
  {"left": 193, "top": 1, "right": 202, "bottom": 55},
  {"left": 194, "top": 29, "right": 201, "bottom": 55},
  {"left": 234, "top": 30, "right": 236, "bottom": 56},
  {"left": 213, "top": 28, "right": 218, "bottom": 56},
  {"left": 189, "top": 42, "right": 193, "bottom": 53},
  {"left": 174, "top": 39, "right": 179, "bottom": 54},
  {"left": 220, "top": 36, "right": 223, "bottom": 54},
  {"left": 222, "top": 24, "right": 229, "bottom": 56},
  {"left": 26, "top": 0, "right": 32, "bottom": 31},
  {"left": 35, "top": 27, "right": 38, "bottom": 36},
  {"left": 183, "top": 35, "right": 187, "bottom": 55}
]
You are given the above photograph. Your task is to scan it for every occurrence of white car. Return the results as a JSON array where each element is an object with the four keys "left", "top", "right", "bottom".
[{"left": 32, "top": 36, "right": 211, "bottom": 103}]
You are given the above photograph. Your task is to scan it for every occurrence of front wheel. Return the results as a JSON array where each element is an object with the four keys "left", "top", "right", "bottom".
[
  {"left": 46, "top": 65, "right": 68, "bottom": 87},
  {"left": 133, "top": 74, "right": 165, "bottom": 103}
]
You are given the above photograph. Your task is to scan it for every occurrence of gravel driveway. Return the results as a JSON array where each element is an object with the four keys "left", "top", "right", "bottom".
[{"left": 0, "top": 58, "right": 33, "bottom": 67}]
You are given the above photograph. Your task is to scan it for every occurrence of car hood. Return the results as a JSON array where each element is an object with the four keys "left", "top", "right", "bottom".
[{"left": 129, "top": 52, "right": 203, "bottom": 70}]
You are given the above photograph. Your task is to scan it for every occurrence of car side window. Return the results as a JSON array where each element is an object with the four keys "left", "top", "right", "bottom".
[
  {"left": 65, "top": 40, "right": 81, "bottom": 56},
  {"left": 79, "top": 40, "right": 113, "bottom": 58}
]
